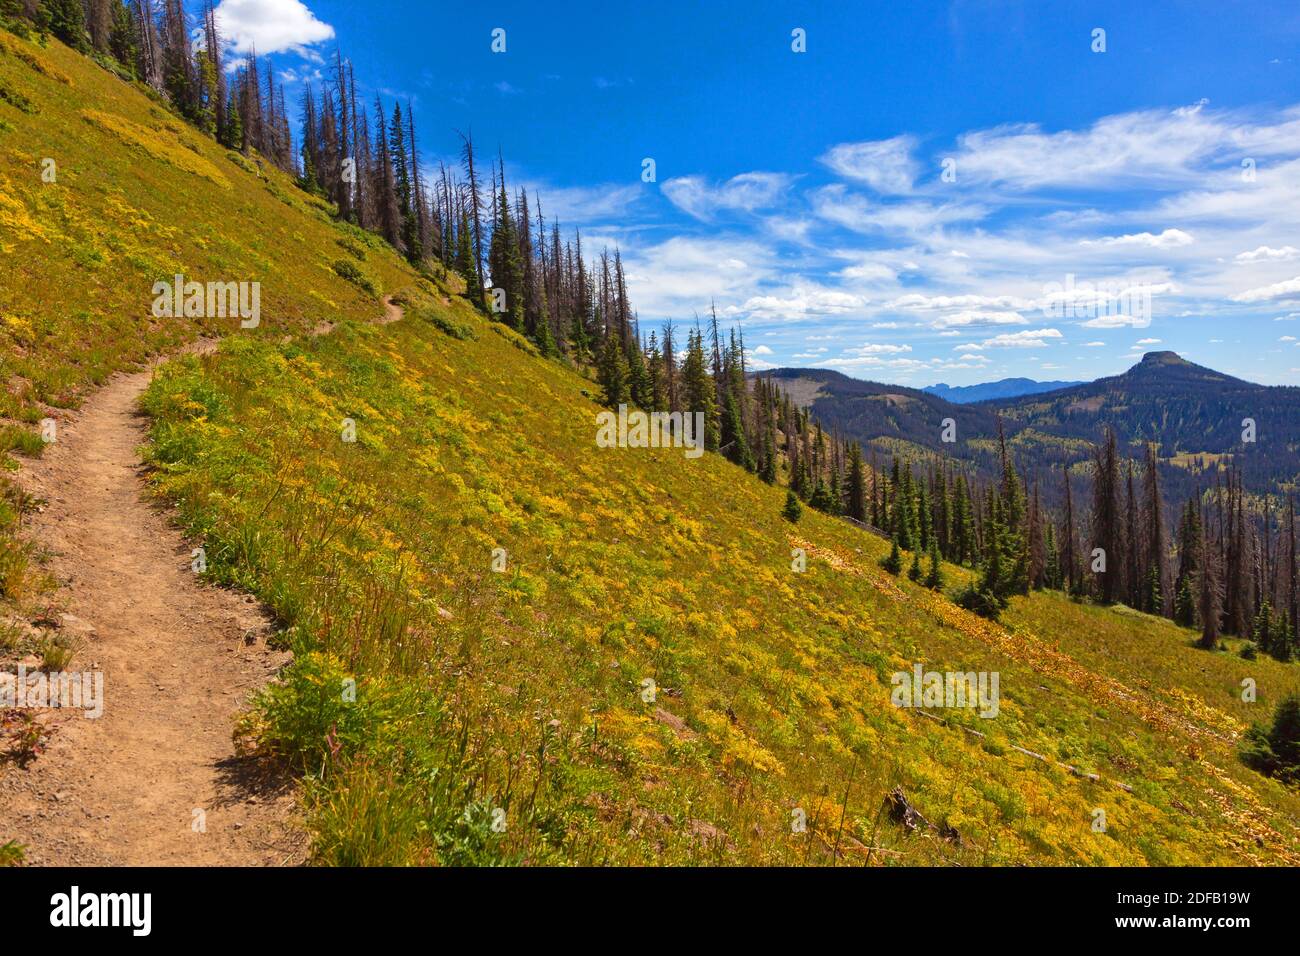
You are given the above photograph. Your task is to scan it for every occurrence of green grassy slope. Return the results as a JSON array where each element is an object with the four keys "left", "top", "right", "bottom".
[
  {"left": 0, "top": 30, "right": 420, "bottom": 608},
  {"left": 5, "top": 31, "right": 1300, "bottom": 866}
]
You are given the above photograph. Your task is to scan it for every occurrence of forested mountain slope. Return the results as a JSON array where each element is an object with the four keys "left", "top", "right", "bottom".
[
  {"left": 990, "top": 352, "right": 1300, "bottom": 503},
  {"left": 3, "top": 31, "right": 1300, "bottom": 866}
]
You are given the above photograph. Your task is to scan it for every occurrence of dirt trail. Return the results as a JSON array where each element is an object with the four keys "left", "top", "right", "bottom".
[{"left": 0, "top": 298, "right": 404, "bottom": 865}]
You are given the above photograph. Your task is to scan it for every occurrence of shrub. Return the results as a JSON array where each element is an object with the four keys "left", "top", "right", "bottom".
[
  {"left": 411, "top": 303, "right": 473, "bottom": 340},
  {"left": 335, "top": 236, "right": 367, "bottom": 262},
  {"left": 0, "top": 840, "right": 24, "bottom": 867},
  {"left": 1240, "top": 693, "right": 1300, "bottom": 786},
  {"left": 955, "top": 583, "right": 1002, "bottom": 621},
  {"left": 331, "top": 258, "right": 377, "bottom": 295}
]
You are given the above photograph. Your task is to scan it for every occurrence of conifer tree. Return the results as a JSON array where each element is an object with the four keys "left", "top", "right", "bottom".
[
  {"left": 1142, "top": 443, "right": 1168, "bottom": 615},
  {"left": 1092, "top": 428, "right": 1123, "bottom": 604},
  {"left": 596, "top": 331, "right": 630, "bottom": 408},
  {"left": 881, "top": 535, "right": 903, "bottom": 575},
  {"left": 1198, "top": 512, "right": 1224, "bottom": 650},
  {"left": 847, "top": 443, "right": 867, "bottom": 521},
  {"left": 925, "top": 538, "right": 945, "bottom": 590},
  {"left": 782, "top": 489, "right": 802, "bottom": 524}
]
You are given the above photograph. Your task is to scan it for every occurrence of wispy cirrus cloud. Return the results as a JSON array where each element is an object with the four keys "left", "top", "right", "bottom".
[
  {"left": 662, "top": 172, "right": 796, "bottom": 221},
  {"left": 819, "top": 136, "right": 919, "bottom": 194}
]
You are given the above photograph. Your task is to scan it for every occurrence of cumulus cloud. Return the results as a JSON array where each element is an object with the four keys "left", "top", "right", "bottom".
[
  {"left": 213, "top": 0, "right": 335, "bottom": 56},
  {"left": 1232, "top": 276, "right": 1300, "bottom": 302},
  {"left": 1236, "top": 245, "right": 1300, "bottom": 262},
  {"left": 842, "top": 342, "right": 913, "bottom": 356},
  {"left": 727, "top": 286, "right": 867, "bottom": 321},
  {"left": 981, "top": 329, "right": 1063, "bottom": 348},
  {"left": 1081, "top": 229, "right": 1194, "bottom": 249}
]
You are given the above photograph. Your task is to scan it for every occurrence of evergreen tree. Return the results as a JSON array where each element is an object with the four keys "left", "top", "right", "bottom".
[
  {"left": 681, "top": 328, "right": 719, "bottom": 452},
  {"left": 596, "top": 331, "right": 631, "bottom": 408},
  {"left": 881, "top": 535, "right": 903, "bottom": 575},
  {"left": 486, "top": 161, "right": 525, "bottom": 330},
  {"left": 782, "top": 489, "right": 802, "bottom": 524},
  {"left": 1198, "top": 513, "right": 1224, "bottom": 650},
  {"left": 43, "top": 0, "right": 89, "bottom": 52},
  {"left": 1142, "top": 443, "right": 1168, "bottom": 614},
  {"left": 847, "top": 443, "right": 867, "bottom": 521},
  {"left": 1092, "top": 428, "right": 1123, "bottom": 604},
  {"left": 924, "top": 538, "right": 945, "bottom": 590},
  {"left": 908, "top": 548, "right": 923, "bottom": 582}
]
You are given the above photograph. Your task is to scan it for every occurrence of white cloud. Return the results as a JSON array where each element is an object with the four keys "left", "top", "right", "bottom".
[
  {"left": 752, "top": 345, "right": 774, "bottom": 355},
  {"left": 515, "top": 181, "right": 646, "bottom": 226},
  {"left": 1236, "top": 245, "right": 1300, "bottom": 262},
  {"left": 1136, "top": 337, "right": 1161, "bottom": 345},
  {"left": 662, "top": 172, "right": 795, "bottom": 220},
  {"left": 1083, "top": 341, "right": 1106, "bottom": 347},
  {"left": 981, "top": 329, "right": 1064, "bottom": 348},
  {"left": 949, "top": 101, "right": 1300, "bottom": 191},
  {"left": 213, "top": 0, "right": 335, "bottom": 56},
  {"left": 812, "top": 184, "right": 985, "bottom": 235},
  {"left": 843, "top": 342, "right": 913, "bottom": 355},
  {"left": 1231, "top": 276, "right": 1300, "bottom": 302},
  {"left": 1081, "top": 229, "right": 1194, "bottom": 249},
  {"left": 933, "top": 310, "right": 1028, "bottom": 328},
  {"left": 819, "top": 136, "right": 919, "bottom": 194},
  {"left": 727, "top": 286, "right": 867, "bottom": 321}
]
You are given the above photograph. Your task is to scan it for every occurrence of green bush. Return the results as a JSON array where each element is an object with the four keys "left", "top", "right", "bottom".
[
  {"left": 331, "top": 258, "right": 377, "bottom": 295},
  {"left": 955, "top": 583, "right": 1003, "bottom": 621},
  {"left": 1240, "top": 694, "right": 1300, "bottom": 786}
]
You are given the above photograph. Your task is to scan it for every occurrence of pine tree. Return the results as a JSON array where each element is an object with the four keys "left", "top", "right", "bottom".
[
  {"left": 1142, "top": 443, "right": 1167, "bottom": 615},
  {"left": 925, "top": 538, "right": 945, "bottom": 590},
  {"left": 846, "top": 442, "right": 866, "bottom": 521},
  {"left": 1092, "top": 428, "right": 1123, "bottom": 604},
  {"left": 782, "top": 489, "right": 802, "bottom": 524},
  {"left": 596, "top": 332, "right": 630, "bottom": 408},
  {"left": 1198, "top": 512, "right": 1224, "bottom": 650},
  {"left": 486, "top": 160, "right": 525, "bottom": 330},
  {"left": 881, "top": 535, "right": 903, "bottom": 575},
  {"left": 681, "top": 328, "right": 719, "bottom": 452},
  {"left": 44, "top": 0, "right": 89, "bottom": 52}
]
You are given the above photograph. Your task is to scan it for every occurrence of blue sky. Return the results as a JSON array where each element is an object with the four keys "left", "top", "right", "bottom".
[{"left": 212, "top": 0, "right": 1300, "bottom": 386}]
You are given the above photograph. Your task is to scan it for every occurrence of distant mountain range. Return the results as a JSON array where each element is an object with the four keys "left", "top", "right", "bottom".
[
  {"left": 759, "top": 352, "right": 1300, "bottom": 507},
  {"left": 922, "top": 377, "right": 1083, "bottom": 404}
]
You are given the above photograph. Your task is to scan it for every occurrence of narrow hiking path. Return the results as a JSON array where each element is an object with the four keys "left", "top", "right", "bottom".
[{"left": 0, "top": 298, "right": 404, "bottom": 866}]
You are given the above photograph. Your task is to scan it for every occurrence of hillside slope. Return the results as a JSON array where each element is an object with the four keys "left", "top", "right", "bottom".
[{"left": 3, "top": 32, "right": 1300, "bottom": 866}]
